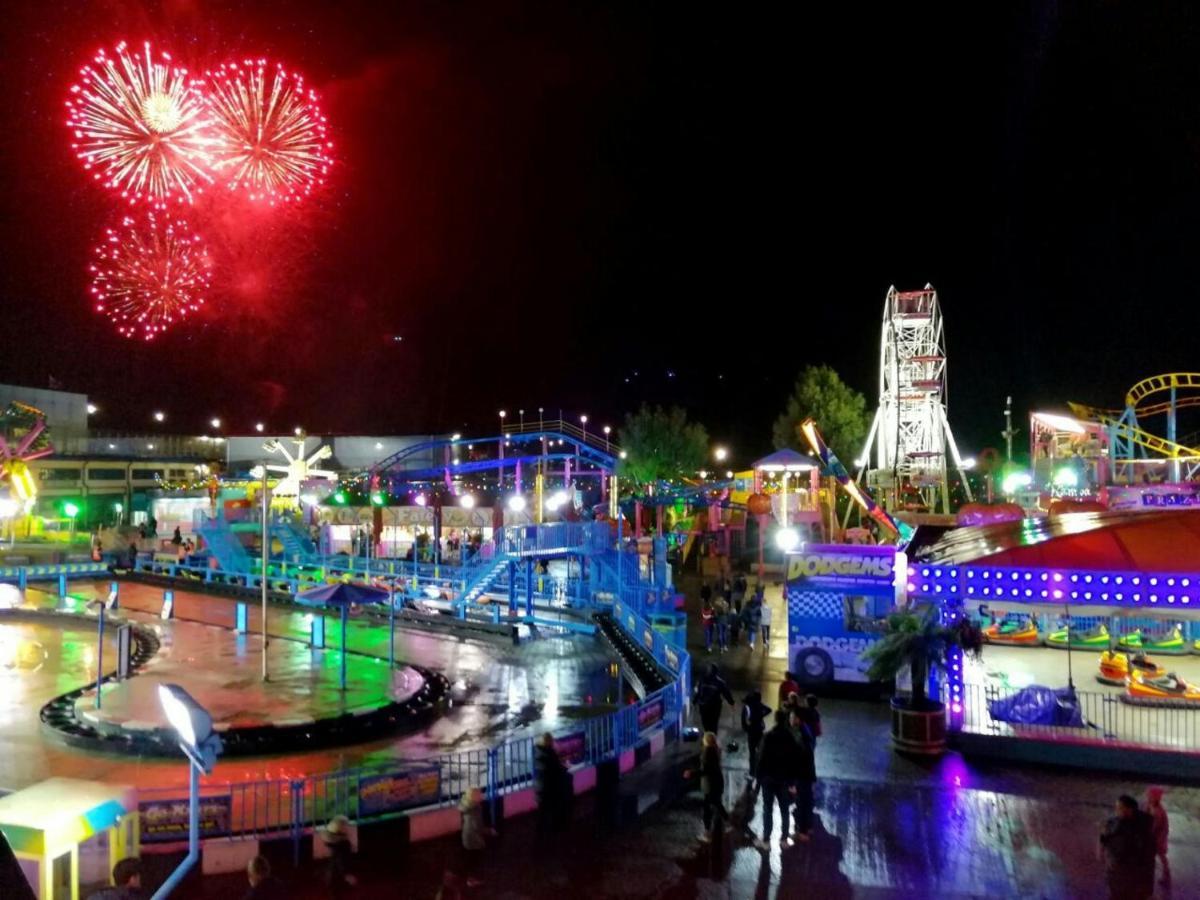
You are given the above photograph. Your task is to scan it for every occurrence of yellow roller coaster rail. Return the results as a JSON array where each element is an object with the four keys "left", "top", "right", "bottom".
[
  {"left": 1126, "top": 372, "right": 1200, "bottom": 409},
  {"left": 1069, "top": 371, "right": 1200, "bottom": 461}
]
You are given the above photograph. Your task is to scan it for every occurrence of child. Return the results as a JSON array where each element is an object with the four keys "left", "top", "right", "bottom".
[
  {"left": 701, "top": 602, "right": 715, "bottom": 652},
  {"left": 1146, "top": 786, "right": 1170, "bottom": 886},
  {"left": 697, "top": 732, "right": 728, "bottom": 842}
]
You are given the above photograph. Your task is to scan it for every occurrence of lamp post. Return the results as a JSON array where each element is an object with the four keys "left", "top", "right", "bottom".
[
  {"left": 86, "top": 599, "right": 106, "bottom": 709},
  {"left": 580, "top": 415, "right": 588, "bottom": 442},
  {"left": 259, "top": 463, "right": 270, "bottom": 682},
  {"left": 603, "top": 425, "right": 611, "bottom": 451},
  {"left": 152, "top": 684, "right": 223, "bottom": 900},
  {"left": 64, "top": 501, "right": 79, "bottom": 543}
]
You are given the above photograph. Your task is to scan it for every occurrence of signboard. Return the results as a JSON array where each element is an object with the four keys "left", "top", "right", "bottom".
[
  {"left": 554, "top": 731, "right": 587, "bottom": 766},
  {"left": 140, "top": 795, "right": 231, "bottom": 843},
  {"left": 637, "top": 697, "right": 664, "bottom": 732},
  {"left": 785, "top": 544, "right": 896, "bottom": 591},
  {"left": 664, "top": 645, "right": 680, "bottom": 673},
  {"left": 1106, "top": 484, "right": 1200, "bottom": 511},
  {"left": 357, "top": 766, "right": 441, "bottom": 817}
]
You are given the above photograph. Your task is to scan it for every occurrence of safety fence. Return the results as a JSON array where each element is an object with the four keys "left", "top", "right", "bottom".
[{"left": 956, "top": 682, "right": 1200, "bottom": 754}]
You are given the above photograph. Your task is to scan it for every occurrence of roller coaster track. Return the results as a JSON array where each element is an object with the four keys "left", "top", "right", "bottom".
[{"left": 1069, "top": 371, "right": 1200, "bottom": 460}]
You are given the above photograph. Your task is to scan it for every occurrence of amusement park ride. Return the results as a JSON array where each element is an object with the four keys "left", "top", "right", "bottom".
[
  {"left": 855, "top": 285, "right": 975, "bottom": 515},
  {"left": 1066, "top": 373, "right": 1200, "bottom": 485}
]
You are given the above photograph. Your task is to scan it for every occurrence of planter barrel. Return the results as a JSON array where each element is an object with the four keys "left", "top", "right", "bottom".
[{"left": 889, "top": 697, "right": 946, "bottom": 755}]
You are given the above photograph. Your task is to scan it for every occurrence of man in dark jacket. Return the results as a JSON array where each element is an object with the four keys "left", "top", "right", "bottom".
[
  {"left": 694, "top": 664, "right": 734, "bottom": 735},
  {"left": 741, "top": 691, "right": 771, "bottom": 777},
  {"left": 87, "top": 858, "right": 144, "bottom": 900},
  {"left": 788, "top": 708, "right": 818, "bottom": 842},
  {"left": 1100, "top": 794, "right": 1155, "bottom": 900},
  {"left": 534, "top": 732, "right": 568, "bottom": 835},
  {"left": 755, "top": 711, "right": 798, "bottom": 848},
  {"left": 243, "top": 855, "right": 286, "bottom": 899}
]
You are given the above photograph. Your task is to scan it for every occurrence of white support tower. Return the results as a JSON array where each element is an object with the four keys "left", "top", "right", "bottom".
[{"left": 857, "top": 285, "right": 973, "bottom": 514}]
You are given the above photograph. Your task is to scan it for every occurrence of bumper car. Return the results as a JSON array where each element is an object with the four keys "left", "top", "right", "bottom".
[
  {"left": 1096, "top": 650, "right": 1164, "bottom": 686},
  {"left": 984, "top": 618, "right": 1040, "bottom": 646},
  {"left": 1123, "top": 670, "right": 1200, "bottom": 707},
  {"left": 1045, "top": 623, "right": 1110, "bottom": 650},
  {"left": 1117, "top": 626, "right": 1188, "bottom": 656}
]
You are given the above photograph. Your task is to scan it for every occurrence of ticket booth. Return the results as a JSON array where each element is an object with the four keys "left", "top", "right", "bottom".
[{"left": 0, "top": 778, "right": 138, "bottom": 899}]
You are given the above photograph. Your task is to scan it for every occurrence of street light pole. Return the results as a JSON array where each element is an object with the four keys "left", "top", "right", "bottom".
[{"left": 261, "top": 463, "right": 270, "bottom": 682}]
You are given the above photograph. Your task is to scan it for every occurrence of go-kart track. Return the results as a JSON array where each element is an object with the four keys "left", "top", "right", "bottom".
[{"left": 0, "top": 579, "right": 624, "bottom": 796}]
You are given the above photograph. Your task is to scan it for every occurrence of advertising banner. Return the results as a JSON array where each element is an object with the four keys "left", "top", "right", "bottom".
[
  {"left": 1106, "top": 484, "right": 1200, "bottom": 511},
  {"left": 554, "top": 731, "right": 587, "bottom": 766},
  {"left": 139, "top": 795, "right": 231, "bottom": 843},
  {"left": 637, "top": 697, "right": 664, "bottom": 732},
  {"left": 785, "top": 544, "right": 897, "bottom": 591},
  {"left": 358, "top": 766, "right": 442, "bottom": 817}
]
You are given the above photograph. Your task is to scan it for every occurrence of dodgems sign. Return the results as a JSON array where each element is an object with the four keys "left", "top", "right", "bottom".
[{"left": 786, "top": 544, "right": 896, "bottom": 589}]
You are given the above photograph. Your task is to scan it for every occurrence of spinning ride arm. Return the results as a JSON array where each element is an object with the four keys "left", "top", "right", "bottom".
[{"left": 800, "top": 418, "right": 913, "bottom": 547}]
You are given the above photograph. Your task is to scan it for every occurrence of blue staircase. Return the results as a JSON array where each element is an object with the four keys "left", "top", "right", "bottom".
[
  {"left": 273, "top": 520, "right": 319, "bottom": 566},
  {"left": 460, "top": 556, "right": 510, "bottom": 605},
  {"left": 195, "top": 515, "right": 252, "bottom": 572}
]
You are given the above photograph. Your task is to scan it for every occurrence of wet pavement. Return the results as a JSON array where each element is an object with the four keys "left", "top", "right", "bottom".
[{"left": 0, "top": 580, "right": 622, "bottom": 793}]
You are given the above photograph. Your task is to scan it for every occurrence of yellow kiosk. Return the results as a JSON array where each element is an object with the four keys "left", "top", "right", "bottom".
[{"left": 0, "top": 778, "right": 138, "bottom": 899}]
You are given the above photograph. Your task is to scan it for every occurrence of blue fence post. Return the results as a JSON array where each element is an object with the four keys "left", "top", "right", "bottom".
[
  {"left": 58, "top": 573, "right": 67, "bottom": 597},
  {"left": 18, "top": 568, "right": 27, "bottom": 590},
  {"left": 508, "top": 562, "right": 517, "bottom": 614},
  {"left": 311, "top": 614, "right": 326, "bottom": 649},
  {"left": 486, "top": 747, "right": 500, "bottom": 825},
  {"left": 524, "top": 559, "right": 534, "bottom": 617},
  {"left": 235, "top": 602, "right": 248, "bottom": 633},
  {"left": 290, "top": 779, "right": 305, "bottom": 866}
]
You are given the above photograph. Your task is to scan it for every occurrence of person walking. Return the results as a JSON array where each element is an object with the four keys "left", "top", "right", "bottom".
[
  {"left": 534, "top": 732, "right": 568, "bottom": 836},
  {"left": 799, "top": 694, "right": 822, "bottom": 746},
  {"left": 759, "top": 592, "right": 773, "bottom": 647},
  {"left": 701, "top": 601, "right": 715, "bottom": 652},
  {"left": 697, "top": 732, "right": 728, "bottom": 842},
  {"left": 694, "top": 664, "right": 734, "bottom": 735},
  {"left": 457, "top": 787, "right": 495, "bottom": 889},
  {"left": 778, "top": 671, "right": 800, "bottom": 708},
  {"left": 741, "top": 691, "right": 771, "bottom": 777},
  {"left": 87, "top": 858, "right": 144, "bottom": 899},
  {"left": 755, "top": 711, "right": 798, "bottom": 850},
  {"left": 1145, "top": 786, "right": 1170, "bottom": 888},
  {"left": 788, "top": 708, "right": 817, "bottom": 843},
  {"left": 1099, "top": 794, "right": 1155, "bottom": 900},
  {"left": 730, "top": 593, "right": 743, "bottom": 647},
  {"left": 744, "top": 596, "right": 763, "bottom": 651},
  {"left": 243, "top": 855, "right": 286, "bottom": 899},
  {"left": 319, "top": 816, "right": 356, "bottom": 897},
  {"left": 713, "top": 596, "right": 730, "bottom": 652}
]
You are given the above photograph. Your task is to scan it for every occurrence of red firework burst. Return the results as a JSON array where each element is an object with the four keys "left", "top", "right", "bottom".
[
  {"left": 66, "top": 41, "right": 212, "bottom": 206},
  {"left": 88, "top": 211, "right": 212, "bottom": 340},
  {"left": 203, "top": 59, "right": 332, "bottom": 203}
]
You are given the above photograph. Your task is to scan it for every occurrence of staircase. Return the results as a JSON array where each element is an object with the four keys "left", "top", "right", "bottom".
[
  {"left": 195, "top": 514, "right": 252, "bottom": 572},
  {"left": 460, "top": 556, "right": 510, "bottom": 605},
  {"left": 273, "top": 520, "right": 319, "bottom": 566}
]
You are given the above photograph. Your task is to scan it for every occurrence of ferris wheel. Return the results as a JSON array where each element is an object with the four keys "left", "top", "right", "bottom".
[{"left": 857, "top": 285, "right": 973, "bottom": 513}]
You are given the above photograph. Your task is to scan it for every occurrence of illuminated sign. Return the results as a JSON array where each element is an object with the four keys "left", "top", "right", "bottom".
[{"left": 786, "top": 544, "right": 896, "bottom": 588}]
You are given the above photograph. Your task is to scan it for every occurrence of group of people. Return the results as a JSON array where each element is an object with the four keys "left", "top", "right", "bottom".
[
  {"left": 699, "top": 574, "right": 771, "bottom": 653},
  {"left": 1099, "top": 789, "right": 1171, "bottom": 899},
  {"left": 691, "top": 665, "right": 821, "bottom": 849}
]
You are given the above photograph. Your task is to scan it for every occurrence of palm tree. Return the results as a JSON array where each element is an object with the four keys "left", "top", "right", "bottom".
[{"left": 863, "top": 610, "right": 984, "bottom": 710}]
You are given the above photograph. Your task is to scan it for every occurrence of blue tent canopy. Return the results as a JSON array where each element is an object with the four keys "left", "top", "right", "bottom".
[{"left": 295, "top": 582, "right": 390, "bottom": 608}]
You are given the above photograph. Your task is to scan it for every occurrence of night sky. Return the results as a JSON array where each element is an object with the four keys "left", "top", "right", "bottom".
[{"left": 2, "top": 2, "right": 1199, "bottom": 461}]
